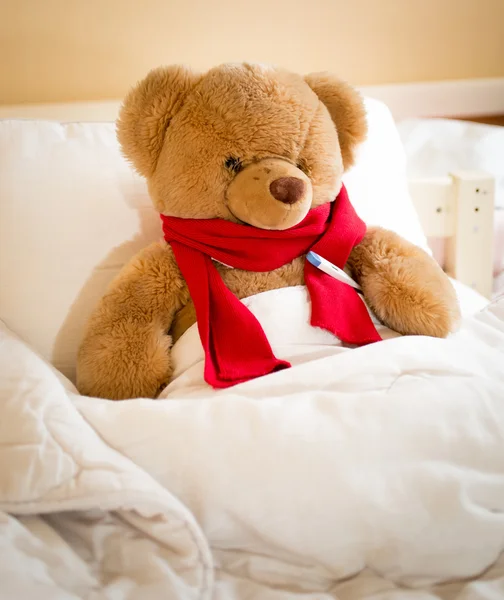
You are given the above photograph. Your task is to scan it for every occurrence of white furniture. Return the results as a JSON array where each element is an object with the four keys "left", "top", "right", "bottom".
[{"left": 409, "top": 171, "right": 495, "bottom": 298}]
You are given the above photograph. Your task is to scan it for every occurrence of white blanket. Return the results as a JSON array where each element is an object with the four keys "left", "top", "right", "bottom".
[{"left": 2, "top": 286, "right": 504, "bottom": 599}]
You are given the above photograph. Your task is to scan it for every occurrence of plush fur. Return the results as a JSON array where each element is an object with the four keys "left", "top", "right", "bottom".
[{"left": 77, "top": 62, "right": 460, "bottom": 400}]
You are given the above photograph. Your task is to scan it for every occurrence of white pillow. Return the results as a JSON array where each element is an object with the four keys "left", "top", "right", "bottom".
[
  {"left": 345, "top": 98, "right": 429, "bottom": 251},
  {"left": 396, "top": 117, "right": 504, "bottom": 209},
  {"left": 0, "top": 98, "right": 427, "bottom": 381}
]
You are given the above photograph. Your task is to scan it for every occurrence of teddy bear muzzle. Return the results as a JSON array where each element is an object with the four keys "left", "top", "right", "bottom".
[{"left": 226, "top": 157, "right": 313, "bottom": 230}]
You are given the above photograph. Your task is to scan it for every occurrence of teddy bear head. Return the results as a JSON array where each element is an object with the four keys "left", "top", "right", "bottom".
[{"left": 117, "top": 63, "right": 367, "bottom": 230}]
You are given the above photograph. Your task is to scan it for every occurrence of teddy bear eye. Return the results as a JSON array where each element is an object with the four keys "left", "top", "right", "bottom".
[
  {"left": 296, "top": 160, "right": 308, "bottom": 174},
  {"left": 224, "top": 157, "right": 243, "bottom": 174}
]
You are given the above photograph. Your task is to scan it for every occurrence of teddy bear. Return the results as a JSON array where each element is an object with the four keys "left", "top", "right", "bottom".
[{"left": 76, "top": 63, "right": 460, "bottom": 400}]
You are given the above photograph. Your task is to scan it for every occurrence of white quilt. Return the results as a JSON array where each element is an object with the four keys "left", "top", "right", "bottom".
[{"left": 2, "top": 286, "right": 504, "bottom": 600}]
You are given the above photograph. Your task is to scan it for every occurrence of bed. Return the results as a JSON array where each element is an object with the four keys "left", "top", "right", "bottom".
[{"left": 1, "top": 97, "right": 504, "bottom": 600}]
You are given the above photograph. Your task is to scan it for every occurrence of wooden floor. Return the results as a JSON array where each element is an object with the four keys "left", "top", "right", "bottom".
[{"left": 454, "top": 114, "right": 504, "bottom": 126}]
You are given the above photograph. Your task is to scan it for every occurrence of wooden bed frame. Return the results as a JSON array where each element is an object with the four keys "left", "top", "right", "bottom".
[
  {"left": 0, "top": 101, "right": 495, "bottom": 299},
  {"left": 409, "top": 172, "right": 495, "bottom": 299}
]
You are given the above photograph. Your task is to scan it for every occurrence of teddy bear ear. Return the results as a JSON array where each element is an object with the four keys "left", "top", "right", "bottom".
[
  {"left": 117, "top": 65, "right": 201, "bottom": 178},
  {"left": 304, "top": 73, "right": 367, "bottom": 171}
]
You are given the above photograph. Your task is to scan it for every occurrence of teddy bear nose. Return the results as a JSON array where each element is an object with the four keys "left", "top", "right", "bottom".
[{"left": 269, "top": 177, "right": 306, "bottom": 205}]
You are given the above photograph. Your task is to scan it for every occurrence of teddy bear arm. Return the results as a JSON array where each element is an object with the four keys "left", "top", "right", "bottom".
[
  {"left": 346, "top": 227, "right": 461, "bottom": 338},
  {"left": 76, "top": 241, "right": 188, "bottom": 400}
]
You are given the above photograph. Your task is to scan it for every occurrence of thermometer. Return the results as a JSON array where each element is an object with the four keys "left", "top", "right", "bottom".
[{"left": 306, "top": 251, "right": 362, "bottom": 293}]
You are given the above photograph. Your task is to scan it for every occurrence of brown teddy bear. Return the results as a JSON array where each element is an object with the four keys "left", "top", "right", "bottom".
[{"left": 76, "top": 63, "right": 460, "bottom": 400}]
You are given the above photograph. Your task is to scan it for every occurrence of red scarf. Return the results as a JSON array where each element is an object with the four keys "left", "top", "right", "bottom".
[{"left": 161, "top": 184, "right": 381, "bottom": 388}]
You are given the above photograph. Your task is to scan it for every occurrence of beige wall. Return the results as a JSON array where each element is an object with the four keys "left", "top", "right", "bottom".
[{"left": 1, "top": 0, "right": 503, "bottom": 105}]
